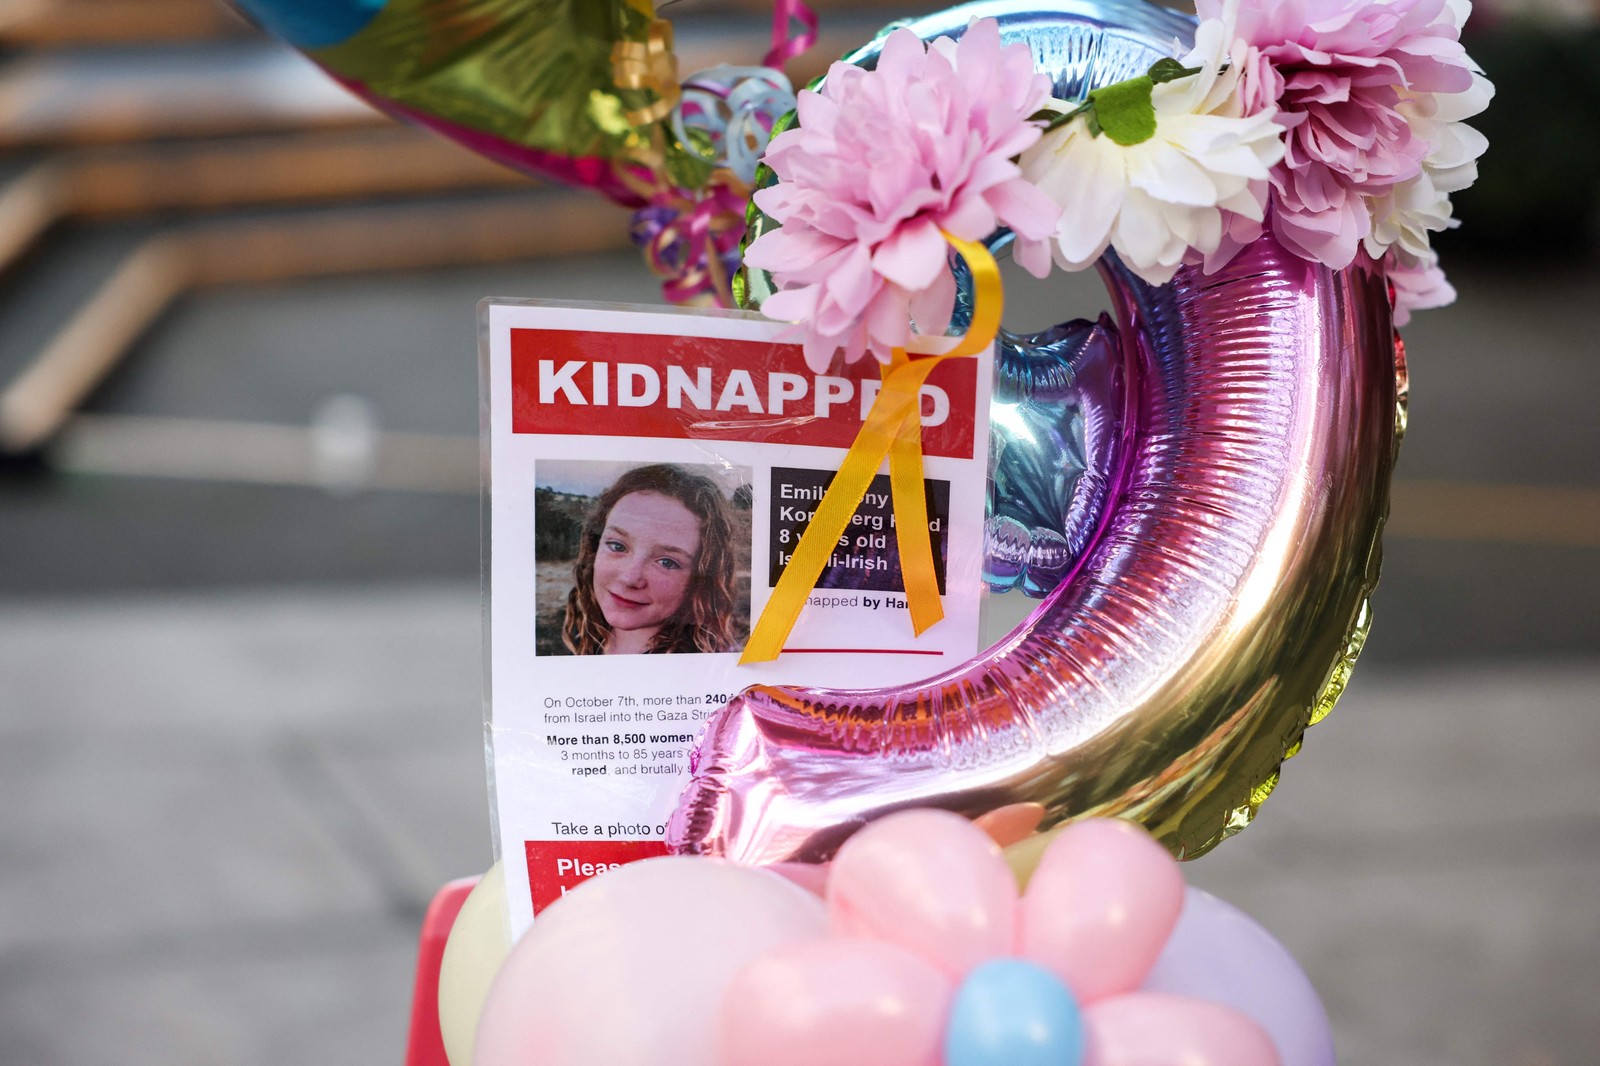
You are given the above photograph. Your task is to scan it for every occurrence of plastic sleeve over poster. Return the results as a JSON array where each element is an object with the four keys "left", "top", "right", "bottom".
[{"left": 480, "top": 298, "right": 993, "bottom": 938}]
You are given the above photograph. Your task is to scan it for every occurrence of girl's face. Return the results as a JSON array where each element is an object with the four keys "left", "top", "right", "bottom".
[{"left": 593, "top": 491, "right": 702, "bottom": 637}]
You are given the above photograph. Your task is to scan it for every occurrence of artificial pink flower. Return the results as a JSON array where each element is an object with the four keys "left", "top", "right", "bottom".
[
  {"left": 1387, "top": 251, "right": 1456, "bottom": 325},
  {"left": 716, "top": 812, "right": 1281, "bottom": 1066},
  {"left": 744, "top": 19, "right": 1061, "bottom": 372},
  {"left": 1197, "top": 0, "right": 1478, "bottom": 269}
]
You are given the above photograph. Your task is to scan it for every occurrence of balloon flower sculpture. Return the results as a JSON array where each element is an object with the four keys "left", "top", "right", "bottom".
[{"left": 464, "top": 812, "right": 1334, "bottom": 1066}]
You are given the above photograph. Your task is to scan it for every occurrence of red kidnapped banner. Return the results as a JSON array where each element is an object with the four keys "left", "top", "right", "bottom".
[
  {"left": 510, "top": 328, "right": 979, "bottom": 460},
  {"left": 523, "top": 839, "right": 671, "bottom": 916}
]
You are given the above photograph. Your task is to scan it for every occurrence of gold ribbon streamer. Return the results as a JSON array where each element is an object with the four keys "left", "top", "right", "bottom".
[
  {"left": 611, "top": 14, "right": 680, "bottom": 128},
  {"left": 741, "top": 234, "right": 1003, "bottom": 664}
]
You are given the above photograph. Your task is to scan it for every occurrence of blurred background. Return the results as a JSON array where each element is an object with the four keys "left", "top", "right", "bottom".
[{"left": 0, "top": 1, "right": 1596, "bottom": 1064}]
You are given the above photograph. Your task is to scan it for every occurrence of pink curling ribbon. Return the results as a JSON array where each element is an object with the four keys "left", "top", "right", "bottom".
[{"left": 762, "top": 0, "right": 818, "bottom": 71}]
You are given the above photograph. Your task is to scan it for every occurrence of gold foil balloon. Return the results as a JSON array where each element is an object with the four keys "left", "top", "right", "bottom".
[
  {"left": 233, "top": 0, "right": 685, "bottom": 206},
  {"left": 668, "top": 0, "right": 1401, "bottom": 865},
  {"left": 234, "top": 0, "right": 805, "bottom": 303}
]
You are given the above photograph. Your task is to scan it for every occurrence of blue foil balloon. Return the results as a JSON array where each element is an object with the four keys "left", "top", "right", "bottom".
[
  {"left": 984, "top": 299, "right": 1125, "bottom": 599},
  {"left": 982, "top": 515, "right": 1030, "bottom": 592},
  {"left": 945, "top": 959, "right": 1086, "bottom": 1066}
]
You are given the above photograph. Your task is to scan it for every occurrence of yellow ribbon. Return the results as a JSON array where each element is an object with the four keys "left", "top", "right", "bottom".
[{"left": 741, "top": 233, "right": 1003, "bottom": 663}]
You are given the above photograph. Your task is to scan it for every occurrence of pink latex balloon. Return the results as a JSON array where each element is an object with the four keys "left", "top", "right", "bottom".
[
  {"left": 1085, "top": 992, "right": 1281, "bottom": 1066},
  {"left": 474, "top": 857, "right": 826, "bottom": 1066},
  {"left": 1021, "top": 819, "right": 1186, "bottom": 1003},
  {"left": 718, "top": 938, "right": 951, "bottom": 1066},
  {"left": 827, "top": 810, "right": 1018, "bottom": 977}
]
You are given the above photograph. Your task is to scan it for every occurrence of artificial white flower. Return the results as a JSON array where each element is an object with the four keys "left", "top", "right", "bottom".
[
  {"left": 1018, "top": 21, "right": 1285, "bottom": 286},
  {"left": 1363, "top": 68, "right": 1493, "bottom": 265}
]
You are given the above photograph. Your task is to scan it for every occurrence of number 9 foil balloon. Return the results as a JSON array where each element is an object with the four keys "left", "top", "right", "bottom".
[{"left": 668, "top": 0, "right": 1402, "bottom": 865}]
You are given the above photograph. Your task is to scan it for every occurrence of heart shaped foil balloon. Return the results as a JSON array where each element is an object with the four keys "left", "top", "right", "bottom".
[{"left": 668, "top": 0, "right": 1402, "bottom": 865}]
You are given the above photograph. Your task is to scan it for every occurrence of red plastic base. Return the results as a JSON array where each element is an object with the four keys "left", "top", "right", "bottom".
[{"left": 404, "top": 876, "right": 482, "bottom": 1066}]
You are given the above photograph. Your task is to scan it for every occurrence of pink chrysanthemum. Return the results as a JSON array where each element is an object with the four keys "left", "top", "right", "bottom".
[
  {"left": 1198, "top": 0, "right": 1478, "bottom": 269},
  {"left": 744, "top": 19, "right": 1061, "bottom": 373}
]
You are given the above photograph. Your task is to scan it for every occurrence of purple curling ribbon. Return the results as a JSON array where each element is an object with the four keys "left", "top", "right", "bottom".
[{"left": 629, "top": 177, "right": 748, "bottom": 306}]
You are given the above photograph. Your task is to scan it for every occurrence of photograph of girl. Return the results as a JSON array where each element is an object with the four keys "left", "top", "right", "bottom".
[{"left": 534, "top": 462, "right": 753, "bottom": 656}]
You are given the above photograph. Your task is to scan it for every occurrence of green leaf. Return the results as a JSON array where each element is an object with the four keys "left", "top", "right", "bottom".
[
  {"left": 1088, "top": 76, "right": 1157, "bottom": 145},
  {"left": 1148, "top": 57, "right": 1203, "bottom": 84}
]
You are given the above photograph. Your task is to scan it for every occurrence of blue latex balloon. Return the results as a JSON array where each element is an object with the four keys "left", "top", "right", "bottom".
[
  {"left": 945, "top": 959, "right": 1086, "bottom": 1066},
  {"left": 233, "top": 0, "right": 388, "bottom": 49}
]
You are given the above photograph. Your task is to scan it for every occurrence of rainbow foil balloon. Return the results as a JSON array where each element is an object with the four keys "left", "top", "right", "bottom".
[{"left": 669, "top": 0, "right": 1425, "bottom": 865}]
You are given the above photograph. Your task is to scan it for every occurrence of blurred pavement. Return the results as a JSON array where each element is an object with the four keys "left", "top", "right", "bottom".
[{"left": 1, "top": 586, "right": 1595, "bottom": 1065}]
